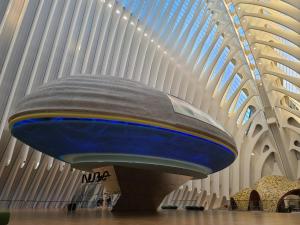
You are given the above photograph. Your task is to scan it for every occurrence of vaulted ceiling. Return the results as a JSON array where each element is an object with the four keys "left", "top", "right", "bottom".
[{"left": 0, "top": 0, "right": 299, "bottom": 207}]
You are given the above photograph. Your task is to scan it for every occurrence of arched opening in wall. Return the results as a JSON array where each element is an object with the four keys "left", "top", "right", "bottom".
[
  {"left": 261, "top": 152, "right": 280, "bottom": 177},
  {"left": 280, "top": 96, "right": 299, "bottom": 110},
  {"left": 228, "top": 88, "right": 249, "bottom": 113},
  {"left": 236, "top": 104, "right": 255, "bottom": 125},
  {"left": 208, "top": 47, "right": 231, "bottom": 82},
  {"left": 221, "top": 73, "right": 242, "bottom": 107},
  {"left": 230, "top": 197, "right": 237, "bottom": 210},
  {"left": 242, "top": 105, "right": 256, "bottom": 125},
  {"left": 280, "top": 79, "right": 300, "bottom": 96},
  {"left": 288, "top": 117, "right": 300, "bottom": 129},
  {"left": 263, "top": 145, "right": 270, "bottom": 153},
  {"left": 277, "top": 189, "right": 300, "bottom": 212},
  {"left": 252, "top": 124, "right": 263, "bottom": 137},
  {"left": 215, "top": 60, "right": 236, "bottom": 94},
  {"left": 248, "top": 190, "right": 262, "bottom": 211}
]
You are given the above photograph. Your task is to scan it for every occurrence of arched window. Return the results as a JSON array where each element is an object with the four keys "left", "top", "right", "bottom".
[
  {"left": 242, "top": 105, "right": 256, "bottom": 125},
  {"left": 209, "top": 47, "right": 230, "bottom": 81},
  {"left": 281, "top": 96, "right": 300, "bottom": 110},
  {"left": 225, "top": 73, "right": 242, "bottom": 101},
  {"left": 229, "top": 89, "right": 248, "bottom": 113},
  {"left": 202, "top": 35, "right": 224, "bottom": 72},
  {"left": 217, "top": 60, "right": 236, "bottom": 91},
  {"left": 234, "top": 90, "right": 248, "bottom": 112},
  {"left": 283, "top": 80, "right": 300, "bottom": 94}
]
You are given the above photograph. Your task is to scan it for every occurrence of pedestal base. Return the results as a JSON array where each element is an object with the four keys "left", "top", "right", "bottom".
[{"left": 108, "top": 166, "right": 191, "bottom": 211}]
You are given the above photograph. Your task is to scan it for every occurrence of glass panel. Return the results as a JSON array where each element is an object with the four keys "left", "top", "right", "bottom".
[
  {"left": 183, "top": 5, "right": 207, "bottom": 49},
  {"left": 218, "top": 61, "right": 235, "bottom": 91},
  {"left": 195, "top": 24, "right": 218, "bottom": 65},
  {"left": 202, "top": 35, "right": 224, "bottom": 72},
  {"left": 242, "top": 106, "right": 255, "bottom": 125},
  {"left": 177, "top": 0, "right": 203, "bottom": 42},
  {"left": 225, "top": 74, "right": 242, "bottom": 100},
  {"left": 234, "top": 90, "right": 248, "bottom": 112},
  {"left": 283, "top": 80, "right": 300, "bottom": 94},
  {"left": 188, "top": 14, "right": 212, "bottom": 61},
  {"left": 209, "top": 47, "right": 230, "bottom": 80},
  {"left": 172, "top": 0, "right": 191, "bottom": 32}
]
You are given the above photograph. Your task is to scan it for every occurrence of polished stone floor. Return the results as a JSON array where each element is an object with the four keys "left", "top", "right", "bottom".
[{"left": 8, "top": 208, "right": 300, "bottom": 225}]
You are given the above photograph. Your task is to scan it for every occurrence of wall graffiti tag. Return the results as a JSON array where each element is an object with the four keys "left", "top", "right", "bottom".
[{"left": 82, "top": 171, "right": 111, "bottom": 183}]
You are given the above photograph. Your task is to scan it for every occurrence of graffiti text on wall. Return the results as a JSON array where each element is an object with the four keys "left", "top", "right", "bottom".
[{"left": 82, "top": 171, "right": 111, "bottom": 183}]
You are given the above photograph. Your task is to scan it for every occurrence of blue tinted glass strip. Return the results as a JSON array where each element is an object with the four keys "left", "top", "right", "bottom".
[
  {"left": 196, "top": 24, "right": 218, "bottom": 66},
  {"left": 177, "top": 0, "right": 201, "bottom": 42},
  {"left": 139, "top": 0, "right": 153, "bottom": 20},
  {"left": 234, "top": 90, "right": 248, "bottom": 112},
  {"left": 242, "top": 106, "right": 253, "bottom": 125},
  {"left": 159, "top": 0, "right": 182, "bottom": 38},
  {"left": 283, "top": 80, "right": 300, "bottom": 94},
  {"left": 146, "top": 0, "right": 161, "bottom": 25},
  {"left": 172, "top": 0, "right": 191, "bottom": 33},
  {"left": 202, "top": 35, "right": 223, "bottom": 72},
  {"left": 182, "top": 5, "right": 206, "bottom": 50},
  {"left": 218, "top": 61, "right": 235, "bottom": 91},
  {"left": 188, "top": 14, "right": 212, "bottom": 61},
  {"left": 226, "top": 74, "right": 241, "bottom": 101},
  {"left": 209, "top": 47, "right": 230, "bottom": 81}
]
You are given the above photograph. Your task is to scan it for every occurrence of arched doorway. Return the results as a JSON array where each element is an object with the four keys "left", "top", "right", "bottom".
[
  {"left": 230, "top": 197, "right": 237, "bottom": 210},
  {"left": 277, "top": 189, "right": 300, "bottom": 212},
  {"left": 248, "top": 190, "right": 262, "bottom": 211}
]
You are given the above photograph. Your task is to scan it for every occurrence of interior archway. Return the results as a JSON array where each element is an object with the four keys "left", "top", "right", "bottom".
[
  {"left": 230, "top": 197, "right": 237, "bottom": 210},
  {"left": 248, "top": 190, "right": 262, "bottom": 211},
  {"left": 277, "top": 189, "right": 300, "bottom": 213}
]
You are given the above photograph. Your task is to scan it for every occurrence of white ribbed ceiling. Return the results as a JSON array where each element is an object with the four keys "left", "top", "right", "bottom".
[{"left": 0, "top": 0, "right": 299, "bottom": 208}]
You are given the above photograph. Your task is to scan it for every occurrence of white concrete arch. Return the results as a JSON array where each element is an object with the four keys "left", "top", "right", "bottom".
[{"left": 0, "top": 0, "right": 299, "bottom": 207}]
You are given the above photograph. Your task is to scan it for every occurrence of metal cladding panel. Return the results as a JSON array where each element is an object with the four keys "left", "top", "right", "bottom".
[{"left": 10, "top": 76, "right": 237, "bottom": 176}]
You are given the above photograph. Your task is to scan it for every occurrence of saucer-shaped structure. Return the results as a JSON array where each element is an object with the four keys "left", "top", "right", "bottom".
[{"left": 9, "top": 76, "right": 237, "bottom": 178}]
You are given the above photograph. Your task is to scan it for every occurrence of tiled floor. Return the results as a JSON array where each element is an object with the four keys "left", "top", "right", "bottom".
[{"left": 7, "top": 208, "right": 300, "bottom": 225}]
